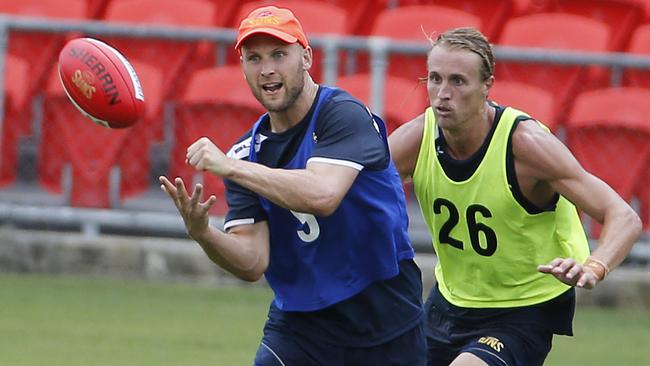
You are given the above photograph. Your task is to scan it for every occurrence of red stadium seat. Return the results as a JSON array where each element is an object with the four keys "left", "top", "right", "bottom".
[
  {"left": 2, "top": 55, "right": 29, "bottom": 121},
  {"left": 632, "top": 0, "right": 650, "bottom": 20},
  {"left": 0, "top": 55, "right": 29, "bottom": 187},
  {"left": 335, "top": 74, "right": 428, "bottom": 134},
  {"left": 566, "top": 87, "right": 650, "bottom": 236},
  {"left": 545, "top": 0, "right": 643, "bottom": 89},
  {"left": 190, "top": 0, "right": 239, "bottom": 73},
  {"left": 546, "top": 0, "right": 643, "bottom": 51},
  {"left": 510, "top": 0, "right": 552, "bottom": 15},
  {"left": 419, "top": 0, "right": 512, "bottom": 40},
  {"left": 367, "top": 5, "right": 483, "bottom": 81},
  {"left": 171, "top": 65, "right": 264, "bottom": 214},
  {"left": 0, "top": 0, "right": 89, "bottom": 135},
  {"left": 102, "top": 0, "right": 218, "bottom": 95},
  {"left": 627, "top": 20, "right": 650, "bottom": 228},
  {"left": 38, "top": 61, "right": 163, "bottom": 207},
  {"left": 233, "top": 0, "right": 348, "bottom": 83},
  {"left": 496, "top": 13, "right": 610, "bottom": 120},
  {"left": 100, "top": 0, "right": 219, "bottom": 141},
  {"left": 489, "top": 81, "right": 558, "bottom": 131},
  {"left": 118, "top": 61, "right": 164, "bottom": 200},
  {"left": 103, "top": 0, "right": 220, "bottom": 30},
  {"left": 206, "top": 0, "right": 241, "bottom": 26},
  {"left": 625, "top": 23, "right": 650, "bottom": 88},
  {"left": 87, "top": 0, "right": 109, "bottom": 18}
]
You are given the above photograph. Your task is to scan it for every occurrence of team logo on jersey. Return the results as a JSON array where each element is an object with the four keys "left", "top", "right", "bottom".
[
  {"left": 478, "top": 336, "right": 504, "bottom": 352},
  {"left": 364, "top": 106, "right": 381, "bottom": 134},
  {"left": 435, "top": 141, "right": 444, "bottom": 156},
  {"left": 312, "top": 132, "right": 318, "bottom": 143},
  {"left": 227, "top": 134, "right": 268, "bottom": 160}
]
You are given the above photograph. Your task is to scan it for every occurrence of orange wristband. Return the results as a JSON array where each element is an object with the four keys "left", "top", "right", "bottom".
[{"left": 584, "top": 257, "right": 610, "bottom": 281}]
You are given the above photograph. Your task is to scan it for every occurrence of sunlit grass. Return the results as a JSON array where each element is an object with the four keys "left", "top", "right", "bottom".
[{"left": 1, "top": 272, "right": 648, "bottom": 365}]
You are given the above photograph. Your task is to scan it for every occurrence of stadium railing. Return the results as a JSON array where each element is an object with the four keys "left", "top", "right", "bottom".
[{"left": 0, "top": 15, "right": 649, "bottom": 263}]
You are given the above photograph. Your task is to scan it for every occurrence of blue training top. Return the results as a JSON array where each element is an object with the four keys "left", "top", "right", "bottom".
[{"left": 247, "top": 86, "right": 414, "bottom": 311}]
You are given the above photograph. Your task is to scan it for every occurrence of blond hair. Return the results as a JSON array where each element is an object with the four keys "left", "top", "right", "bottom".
[{"left": 428, "top": 27, "right": 495, "bottom": 81}]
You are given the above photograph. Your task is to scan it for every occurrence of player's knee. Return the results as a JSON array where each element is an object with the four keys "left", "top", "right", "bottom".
[{"left": 449, "top": 352, "right": 490, "bottom": 366}]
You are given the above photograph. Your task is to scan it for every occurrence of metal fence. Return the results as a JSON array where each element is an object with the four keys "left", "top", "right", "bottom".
[{"left": 0, "top": 15, "right": 648, "bottom": 262}]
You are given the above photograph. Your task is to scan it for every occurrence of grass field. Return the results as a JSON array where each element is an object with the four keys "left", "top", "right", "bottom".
[{"left": 1, "top": 272, "right": 649, "bottom": 365}]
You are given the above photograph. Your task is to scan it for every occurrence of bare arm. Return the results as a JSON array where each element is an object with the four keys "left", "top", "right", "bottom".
[
  {"left": 388, "top": 113, "right": 425, "bottom": 181},
  {"left": 513, "top": 121, "right": 642, "bottom": 288},
  {"left": 159, "top": 176, "right": 270, "bottom": 282},
  {"left": 224, "top": 159, "right": 358, "bottom": 217},
  {"left": 186, "top": 137, "right": 359, "bottom": 217}
]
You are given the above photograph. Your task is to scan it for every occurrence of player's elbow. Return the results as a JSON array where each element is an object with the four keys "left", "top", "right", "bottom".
[
  {"left": 234, "top": 259, "right": 268, "bottom": 282},
  {"left": 606, "top": 203, "right": 644, "bottom": 244},
  {"left": 237, "top": 270, "right": 265, "bottom": 282},
  {"left": 309, "top": 203, "right": 337, "bottom": 217},
  {"left": 624, "top": 206, "right": 643, "bottom": 240},
  {"left": 229, "top": 246, "right": 269, "bottom": 282},
  {"left": 306, "top": 190, "right": 341, "bottom": 217}
]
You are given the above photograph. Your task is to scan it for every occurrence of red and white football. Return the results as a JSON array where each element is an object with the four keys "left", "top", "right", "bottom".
[{"left": 58, "top": 37, "right": 145, "bottom": 128}]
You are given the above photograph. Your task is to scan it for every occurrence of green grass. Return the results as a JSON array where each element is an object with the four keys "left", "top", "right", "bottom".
[
  {"left": 0, "top": 273, "right": 272, "bottom": 366},
  {"left": 547, "top": 304, "right": 650, "bottom": 365},
  {"left": 1, "top": 272, "right": 648, "bottom": 365}
]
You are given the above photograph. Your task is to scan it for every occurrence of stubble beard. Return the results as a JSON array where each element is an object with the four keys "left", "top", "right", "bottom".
[{"left": 253, "top": 68, "right": 305, "bottom": 113}]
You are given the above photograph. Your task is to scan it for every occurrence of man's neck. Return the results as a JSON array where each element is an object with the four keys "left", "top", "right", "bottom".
[
  {"left": 443, "top": 103, "right": 495, "bottom": 160},
  {"left": 268, "top": 78, "right": 319, "bottom": 133}
]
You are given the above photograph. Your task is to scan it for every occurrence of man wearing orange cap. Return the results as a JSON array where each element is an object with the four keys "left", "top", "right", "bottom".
[{"left": 160, "top": 5, "right": 426, "bottom": 365}]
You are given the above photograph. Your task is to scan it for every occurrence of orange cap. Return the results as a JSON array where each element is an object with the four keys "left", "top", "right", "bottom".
[{"left": 235, "top": 6, "right": 309, "bottom": 51}]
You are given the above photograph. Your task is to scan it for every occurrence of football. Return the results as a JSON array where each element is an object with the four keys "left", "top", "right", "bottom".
[{"left": 57, "top": 37, "right": 145, "bottom": 128}]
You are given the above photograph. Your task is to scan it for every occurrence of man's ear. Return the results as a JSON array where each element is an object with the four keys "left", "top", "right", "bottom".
[
  {"left": 484, "top": 75, "right": 494, "bottom": 97},
  {"left": 302, "top": 46, "right": 313, "bottom": 70}
]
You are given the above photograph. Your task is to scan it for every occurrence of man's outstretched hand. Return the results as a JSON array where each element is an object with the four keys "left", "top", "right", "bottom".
[{"left": 159, "top": 176, "right": 216, "bottom": 240}]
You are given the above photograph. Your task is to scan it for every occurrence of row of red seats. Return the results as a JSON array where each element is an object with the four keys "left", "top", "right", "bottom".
[
  {"left": 30, "top": 64, "right": 426, "bottom": 211},
  {"left": 6, "top": 0, "right": 650, "bottom": 135},
  {"left": 12, "top": 56, "right": 650, "bottom": 222},
  {"left": 3, "top": 63, "right": 650, "bottom": 236},
  {"left": 1, "top": 0, "right": 650, "bottom": 232},
  {"left": 16, "top": 58, "right": 650, "bottom": 234},
  {"left": 5, "top": 0, "right": 650, "bottom": 108},
  {"left": 4, "top": 0, "right": 650, "bottom": 132},
  {"left": 7, "top": 0, "right": 650, "bottom": 38},
  {"left": 565, "top": 87, "right": 650, "bottom": 237}
]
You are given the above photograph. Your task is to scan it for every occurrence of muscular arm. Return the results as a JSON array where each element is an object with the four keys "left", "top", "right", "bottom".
[
  {"left": 194, "top": 221, "right": 270, "bottom": 282},
  {"left": 186, "top": 137, "right": 359, "bottom": 217},
  {"left": 224, "top": 159, "right": 359, "bottom": 217},
  {"left": 388, "top": 113, "right": 425, "bottom": 181},
  {"left": 513, "top": 121, "right": 642, "bottom": 286},
  {"left": 160, "top": 176, "right": 270, "bottom": 282}
]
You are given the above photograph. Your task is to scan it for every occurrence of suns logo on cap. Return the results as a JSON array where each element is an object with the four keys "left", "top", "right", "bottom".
[{"left": 248, "top": 15, "right": 280, "bottom": 26}]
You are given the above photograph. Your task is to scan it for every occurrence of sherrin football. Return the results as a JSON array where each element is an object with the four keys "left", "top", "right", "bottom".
[{"left": 58, "top": 37, "right": 145, "bottom": 128}]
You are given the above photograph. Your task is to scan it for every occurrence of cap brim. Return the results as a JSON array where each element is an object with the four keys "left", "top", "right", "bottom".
[{"left": 235, "top": 28, "right": 298, "bottom": 51}]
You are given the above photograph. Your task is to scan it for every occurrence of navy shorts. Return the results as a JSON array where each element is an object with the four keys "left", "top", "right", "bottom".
[
  {"left": 253, "top": 322, "right": 426, "bottom": 366},
  {"left": 424, "top": 286, "right": 571, "bottom": 366},
  {"left": 426, "top": 321, "right": 552, "bottom": 366}
]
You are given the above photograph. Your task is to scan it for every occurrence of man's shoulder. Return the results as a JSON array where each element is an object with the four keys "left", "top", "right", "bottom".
[
  {"left": 509, "top": 118, "right": 563, "bottom": 177},
  {"left": 392, "top": 112, "right": 426, "bottom": 139},
  {"left": 316, "top": 87, "right": 374, "bottom": 130},
  {"left": 323, "top": 88, "right": 368, "bottom": 114},
  {"left": 329, "top": 87, "right": 359, "bottom": 102}
]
